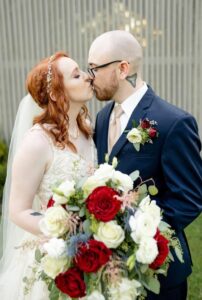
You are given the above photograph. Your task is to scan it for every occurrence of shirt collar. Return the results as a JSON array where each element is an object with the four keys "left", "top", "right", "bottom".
[{"left": 120, "top": 82, "right": 148, "bottom": 118}]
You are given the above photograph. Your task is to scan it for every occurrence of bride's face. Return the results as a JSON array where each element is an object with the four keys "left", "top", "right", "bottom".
[{"left": 57, "top": 57, "right": 93, "bottom": 103}]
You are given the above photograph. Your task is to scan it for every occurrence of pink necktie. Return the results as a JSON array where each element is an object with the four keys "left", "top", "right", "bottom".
[{"left": 108, "top": 105, "right": 123, "bottom": 153}]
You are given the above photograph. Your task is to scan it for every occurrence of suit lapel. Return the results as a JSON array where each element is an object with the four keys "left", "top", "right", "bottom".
[
  {"left": 99, "top": 101, "right": 115, "bottom": 161},
  {"left": 109, "top": 86, "right": 155, "bottom": 161}
]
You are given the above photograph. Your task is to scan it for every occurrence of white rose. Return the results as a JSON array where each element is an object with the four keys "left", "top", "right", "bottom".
[
  {"left": 57, "top": 180, "right": 75, "bottom": 197},
  {"left": 139, "top": 195, "right": 161, "bottom": 227},
  {"left": 94, "top": 163, "right": 115, "bottom": 182},
  {"left": 39, "top": 206, "right": 69, "bottom": 237},
  {"left": 43, "top": 238, "right": 67, "bottom": 258},
  {"left": 82, "top": 175, "right": 106, "bottom": 196},
  {"left": 129, "top": 212, "right": 158, "bottom": 243},
  {"left": 52, "top": 193, "right": 67, "bottom": 205},
  {"left": 94, "top": 221, "right": 125, "bottom": 249},
  {"left": 126, "top": 128, "right": 142, "bottom": 144},
  {"left": 42, "top": 255, "right": 68, "bottom": 279},
  {"left": 85, "top": 290, "right": 105, "bottom": 300},
  {"left": 112, "top": 171, "right": 133, "bottom": 191},
  {"left": 109, "top": 278, "right": 141, "bottom": 300},
  {"left": 136, "top": 237, "right": 158, "bottom": 264}
]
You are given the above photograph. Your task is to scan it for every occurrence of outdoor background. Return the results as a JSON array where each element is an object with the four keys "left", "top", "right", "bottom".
[{"left": 0, "top": 1, "right": 201, "bottom": 299}]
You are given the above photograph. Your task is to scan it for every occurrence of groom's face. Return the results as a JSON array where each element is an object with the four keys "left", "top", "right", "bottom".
[{"left": 88, "top": 54, "right": 120, "bottom": 101}]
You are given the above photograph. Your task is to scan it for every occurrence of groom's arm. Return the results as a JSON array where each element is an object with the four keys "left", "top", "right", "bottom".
[{"left": 158, "top": 114, "right": 202, "bottom": 232}]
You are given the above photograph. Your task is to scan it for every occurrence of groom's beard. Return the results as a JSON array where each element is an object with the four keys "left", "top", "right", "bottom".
[{"left": 94, "top": 71, "right": 119, "bottom": 101}]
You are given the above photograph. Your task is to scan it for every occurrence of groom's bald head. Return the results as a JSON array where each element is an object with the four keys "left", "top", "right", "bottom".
[{"left": 88, "top": 30, "right": 143, "bottom": 74}]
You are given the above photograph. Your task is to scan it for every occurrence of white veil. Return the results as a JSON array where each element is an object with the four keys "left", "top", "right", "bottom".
[{"left": 0, "top": 94, "right": 43, "bottom": 273}]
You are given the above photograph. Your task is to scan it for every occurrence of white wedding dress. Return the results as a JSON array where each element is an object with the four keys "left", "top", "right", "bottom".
[{"left": 0, "top": 125, "right": 96, "bottom": 300}]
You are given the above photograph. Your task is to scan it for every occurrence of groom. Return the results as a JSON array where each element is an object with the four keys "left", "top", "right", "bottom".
[{"left": 88, "top": 30, "right": 202, "bottom": 299}]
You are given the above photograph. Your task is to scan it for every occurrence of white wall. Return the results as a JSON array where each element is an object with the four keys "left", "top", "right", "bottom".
[{"left": 0, "top": 0, "right": 201, "bottom": 142}]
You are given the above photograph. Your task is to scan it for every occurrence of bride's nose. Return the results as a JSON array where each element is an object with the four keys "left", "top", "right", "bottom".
[{"left": 83, "top": 71, "right": 93, "bottom": 83}]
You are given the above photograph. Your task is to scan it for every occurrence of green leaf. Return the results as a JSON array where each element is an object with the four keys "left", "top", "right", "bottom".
[
  {"left": 83, "top": 219, "right": 92, "bottom": 234},
  {"left": 49, "top": 285, "right": 60, "bottom": 300},
  {"left": 79, "top": 206, "right": 86, "bottom": 217},
  {"left": 140, "top": 264, "right": 148, "bottom": 273},
  {"left": 138, "top": 184, "right": 147, "bottom": 194},
  {"left": 133, "top": 143, "right": 140, "bottom": 151},
  {"left": 158, "top": 221, "right": 171, "bottom": 232},
  {"left": 129, "top": 170, "right": 140, "bottom": 181},
  {"left": 66, "top": 205, "right": 80, "bottom": 211},
  {"left": 148, "top": 185, "right": 158, "bottom": 196},
  {"left": 132, "top": 120, "right": 138, "bottom": 127},
  {"left": 168, "top": 251, "right": 174, "bottom": 261},
  {"left": 174, "top": 246, "right": 184, "bottom": 263},
  {"left": 35, "top": 248, "right": 43, "bottom": 263},
  {"left": 147, "top": 276, "right": 160, "bottom": 294},
  {"left": 76, "top": 177, "right": 88, "bottom": 189}
]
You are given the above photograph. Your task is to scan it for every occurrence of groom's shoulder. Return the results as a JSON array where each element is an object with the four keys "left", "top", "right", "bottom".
[{"left": 151, "top": 91, "right": 192, "bottom": 121}]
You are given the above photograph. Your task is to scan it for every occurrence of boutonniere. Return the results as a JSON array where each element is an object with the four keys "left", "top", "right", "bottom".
[{"left": 125, "top": 118, "right": 159, "bottom": 151}]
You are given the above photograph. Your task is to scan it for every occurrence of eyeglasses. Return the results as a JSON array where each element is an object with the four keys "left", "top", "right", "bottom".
[{"left": 87, "top": 60, "right": 122, "bottom": 78}]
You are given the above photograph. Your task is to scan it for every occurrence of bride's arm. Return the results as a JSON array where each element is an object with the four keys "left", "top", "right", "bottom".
[{"left": 9, "top": 130, "right": 52, "bottom": 236}]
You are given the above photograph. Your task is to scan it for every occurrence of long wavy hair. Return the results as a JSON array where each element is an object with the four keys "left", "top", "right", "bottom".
[{"left": 26, "top": 51, "right": 92, "bottom": 152}]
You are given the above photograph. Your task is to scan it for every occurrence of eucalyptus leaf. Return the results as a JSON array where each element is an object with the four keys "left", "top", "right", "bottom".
[
  {"left": 49, "top": 285, "right": 60, "bottom": 300},
  {"left": 138, "top": 184, "right": 147, "bottom": 194},
  {"left": 35, "top": 248, "right": 43, "bottom": 263},
  {"left": 79, "top": 206, "right": 86, "bottom": 217},
  {"left": 129, "top": 170, "right": 140, "bottom": 181},
  {"left": 76, "top": 177, "right": 88, "bottom": 189},
  {"left": 83, "top": 219, "right": 92, "bottom": 234},
  {"left": 148, "top": 185, "right": 158, "bottom": 196},
  {"left": 140, "top": 264, "right": 148, "bottom": 273},
  {"left": 66, "top": 205, "right": 80, "bottom": 212},
  {"left": 147, "top": 276, "right": 160, "bottom": 294},
  {"left": 158, "top": 221, "right": 171, "bottom": 232},
  {"left": 133, "top": 143, "right": 140, "bottom": 151}
]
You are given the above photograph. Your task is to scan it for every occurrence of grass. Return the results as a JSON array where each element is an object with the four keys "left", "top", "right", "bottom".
[{"left": 186, "top": 214, "right": 202, "bottom": 300}]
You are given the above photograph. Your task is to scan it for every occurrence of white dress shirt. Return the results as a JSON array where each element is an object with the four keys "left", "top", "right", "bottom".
[{"left": 109, "top": 82, "right": 148, "bottom": 134}]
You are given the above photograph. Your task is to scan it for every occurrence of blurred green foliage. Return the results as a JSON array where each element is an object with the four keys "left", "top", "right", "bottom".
[{"left": 0, "top": 139, "right": 8, "bottom": 206}]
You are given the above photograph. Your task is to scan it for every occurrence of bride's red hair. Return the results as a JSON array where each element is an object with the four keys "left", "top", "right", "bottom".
[{"left": 26, "top": 51, "right": 92, "bottom": 152}]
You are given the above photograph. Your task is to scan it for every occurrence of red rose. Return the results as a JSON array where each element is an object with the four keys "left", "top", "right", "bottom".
[
  {"left": 74, "top": 239, "right": 112, "bottom": 273},
  {"left": 86, "top": 186, "right": 121, "bottom": 222},
  {"left": 141, "top": 119, "right": 150, "bottom": 129},
  {"left": 47, "top": 197, "right": 66, "bottom": 209},
  {"left": 149, "top": 231, "right": 169, "bottom": 269},
  {"left": 148, "top": 127, "right": 157, "bottom": 138},
  {"left": 47, "top": 197, "right": 55, "bottom": 208},
  {"left": 55, "top": 267, "right": 86, "bottom": 298}
]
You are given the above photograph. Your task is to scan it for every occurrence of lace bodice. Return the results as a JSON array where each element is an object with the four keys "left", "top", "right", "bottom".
[{"left": 29, "top": 125, "right": 96, "bottom": 211}]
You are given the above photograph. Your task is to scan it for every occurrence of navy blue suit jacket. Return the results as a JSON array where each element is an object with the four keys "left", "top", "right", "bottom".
[{"left": 94, "top": 86, "right": 202, "bottom": 288}]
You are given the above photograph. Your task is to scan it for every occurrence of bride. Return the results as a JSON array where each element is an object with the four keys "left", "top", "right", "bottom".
[{"left": 0, "top": 51, "right": 95, "bottom": 299}]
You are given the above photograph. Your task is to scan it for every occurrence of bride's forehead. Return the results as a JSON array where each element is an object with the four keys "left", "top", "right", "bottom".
[{"left": 57, "top": 57, "right": 79, "bottom": 73}]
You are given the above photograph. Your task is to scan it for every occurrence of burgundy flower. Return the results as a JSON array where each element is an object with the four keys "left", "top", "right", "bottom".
[
  {"left": 148, "top": 127, "right": 157, "bottom": 138},
  {"left": 74, "top": 239, "right": 112, "bottom": 273},
  {"left": 55, "top": 267, "right": 86, "bottom": 298},
  {"left": 149, "top": 230, "right": 169, "bottom": 269},
  {"left": 47, "top": 197, "right": 55, "bottom": 208},
  {"left": 86, "top": 186, "right": 121, "bottom": 222},
  {"left": 140, "top": 119, "right": 150, "bottom": 129}
]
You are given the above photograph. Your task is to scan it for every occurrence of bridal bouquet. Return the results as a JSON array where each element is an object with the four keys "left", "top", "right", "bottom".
[{"left": 28, "top": 159, "right": 183, "bottom": 300}]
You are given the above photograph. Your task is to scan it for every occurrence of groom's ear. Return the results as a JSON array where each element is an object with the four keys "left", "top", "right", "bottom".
[{"left": 119, "top": 61, "right": 130, "bottom": 80}]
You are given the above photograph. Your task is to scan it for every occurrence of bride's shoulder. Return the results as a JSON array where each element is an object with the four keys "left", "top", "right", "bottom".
[{"left": 21, "top": 124, "right": 52, "bottom": 153}]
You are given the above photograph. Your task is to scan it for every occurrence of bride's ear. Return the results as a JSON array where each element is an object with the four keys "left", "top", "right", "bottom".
[{"left": 50, "top": 92, "right": 57, "bottom": 102}]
